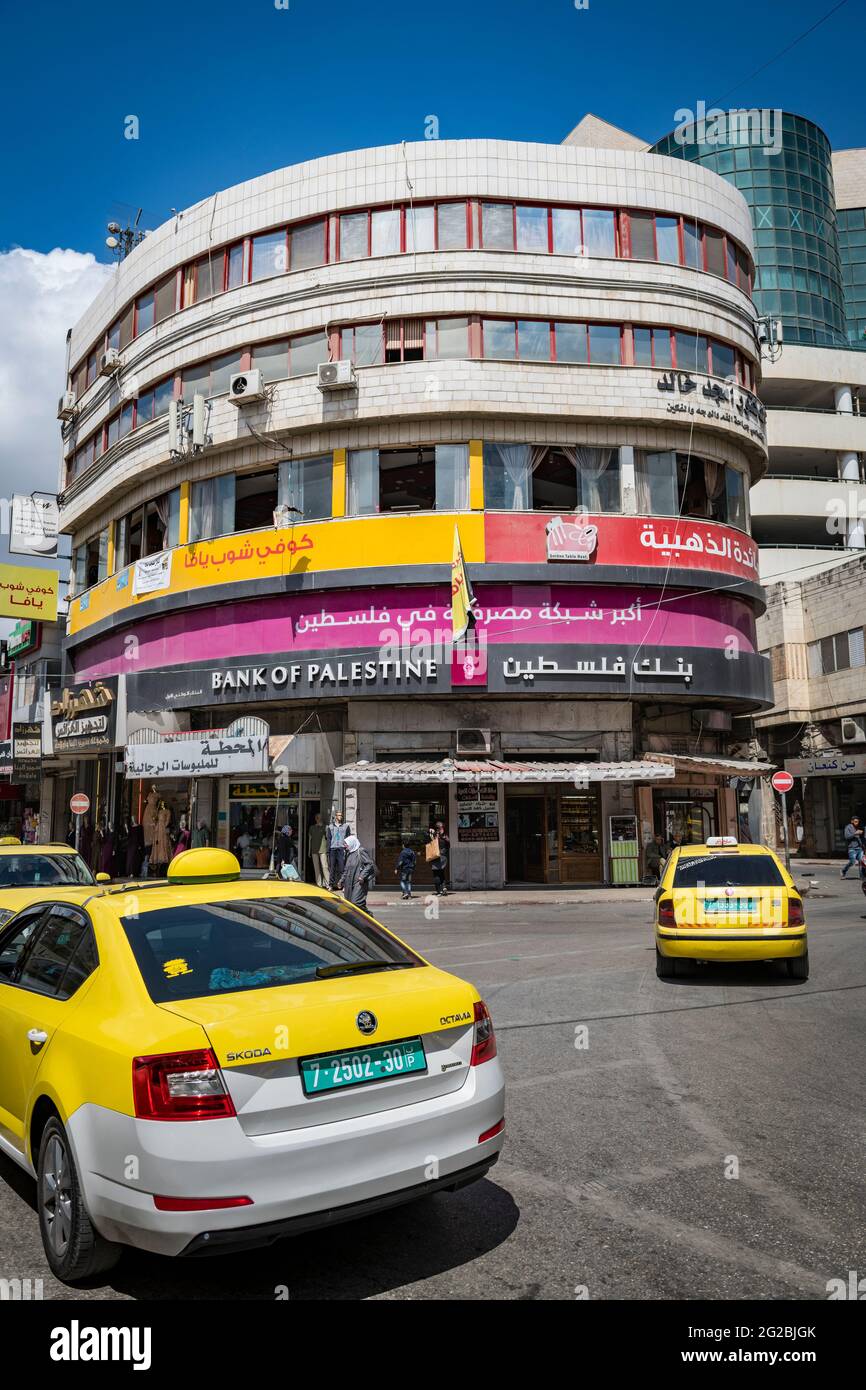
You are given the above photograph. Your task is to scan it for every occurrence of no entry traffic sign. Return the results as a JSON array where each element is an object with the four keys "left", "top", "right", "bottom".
[
  {"left": 70, "top": 792, "right": 90, "bottom": 816},
  {"left": 771, "top": 771, "right": 794, "bottom": 795}
]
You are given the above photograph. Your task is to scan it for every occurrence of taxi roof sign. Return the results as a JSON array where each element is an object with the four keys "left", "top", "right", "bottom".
[
  {"left": 167, "top": 848, "right": 241, "bottom": 884},
  {"left": 705, "top": 836, "right": 738, "bottom": 847}
]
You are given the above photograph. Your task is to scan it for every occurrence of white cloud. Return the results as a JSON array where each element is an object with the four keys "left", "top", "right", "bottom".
[{"left": 0, "top": 248, "right": 112, "bottom": 633}]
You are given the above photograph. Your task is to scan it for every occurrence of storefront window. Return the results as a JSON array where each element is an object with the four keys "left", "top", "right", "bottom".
[
  {"left": 636, "top": 450, "right": 678, "bottom": 516},
  {"left": 434, "top": 444, "right": 470, "bottom": 510},
  {"left": 347, "top": 448, "right": 379, "bottom": 515},
  {"left": 235, "top": 469, "right": 279, "bottom": 530},
  {"left": 576, "top": 446, "right": 620, "bottom": 512},
  {"left": 377, "top": 786, "right": 446, "bottom": 884},
  {"left": 230, "top": 785, "right": 300, "bottom": 870},
  {"left": 654, "top": 791, "right": 717, "bottom": 845}
]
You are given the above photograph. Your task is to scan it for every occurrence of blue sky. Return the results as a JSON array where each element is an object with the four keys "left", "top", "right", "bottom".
[{"left": 2, "top": 0, "right": 863, "bottom": 258}]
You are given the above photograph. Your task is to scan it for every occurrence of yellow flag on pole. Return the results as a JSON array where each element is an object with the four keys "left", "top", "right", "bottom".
[{"left": 450, "top": 525, "right": 475, "bottom": 644}]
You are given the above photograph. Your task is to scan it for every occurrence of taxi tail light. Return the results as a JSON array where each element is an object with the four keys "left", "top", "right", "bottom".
[
  {"left": 478, "top": 1118, "right": 505, "bottom": 1145},
  {"left": 657, "top": 898, "right": 676, "bottom": 928},
  {"left": 470, "top": 1000, "right": 497, "bottom": 1066},
  {"left": 787, "top": 897, "right": 805, "bottom": 927},
  {"left": 154, "top": 1195, "right": 252, "bottom": 1211},
  {"left": 133, "top": 1049, "right": 236, "bottom": 1121}
]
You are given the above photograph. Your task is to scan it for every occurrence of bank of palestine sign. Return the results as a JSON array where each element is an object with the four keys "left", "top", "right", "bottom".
[
  {"left": 0, "top": 562, "right": 59, "bottom": 622},
  {"left": 12, "top": 721, "right": 42, "bottom": 782}
]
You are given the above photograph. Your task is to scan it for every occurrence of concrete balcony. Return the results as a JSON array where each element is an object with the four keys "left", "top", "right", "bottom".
[{"left": 766, "top": 406, "right": 866, "bottom": 456}]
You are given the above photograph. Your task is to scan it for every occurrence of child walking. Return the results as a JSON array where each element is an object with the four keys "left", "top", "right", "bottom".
[{"left": 396, "top": 841, "right": 417, "bottom": 900}]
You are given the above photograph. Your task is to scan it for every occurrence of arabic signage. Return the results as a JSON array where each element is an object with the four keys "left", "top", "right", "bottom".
[
  {"left": 10, "top": 493, "right": 60, "bottom": 558},
  {"left": 486, "top": 515, "right": 760, "bottom": 583},
  {"left": 455, "top": 782, "right": 499, "bottom": 810},
  {"left": 546, "top": 517, "right": 598, "bottom": 562},
  {"left": 51, "top": 678, "right": 118, "bottom": 754},
  {"left": 656, "top": 371, "right": 767, "bottom": 445},
  {"left": 229, "top": 781, "right": 300, "bottom": 799},
  {"left": 12, "top": 721, "right": 42, "bottom": 782},
  {"left": 0, "top": 740, "right": 11, "bottom": 777},
  {"left": 125, "top": 723, "right": 271, "bottom": 779},
  {"left": 74, "top": 584, "right": 759, "bottom": 682},
  {"left": 132, "top": 551, "right": 173, "bottom": 596},
  {"left": 0, "top": 672, "right": 13, "bottom": 742},
  {"left": 785, "top": 753, "right": 866, "bottom": 778},
  {"left": 0, "top": 561, "right": 59, "bottom": 622}
]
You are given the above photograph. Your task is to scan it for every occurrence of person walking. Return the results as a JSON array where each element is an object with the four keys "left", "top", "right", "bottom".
[
  {"left": 340, "top": 834, "right": 377, "bottom": 910},
  {"left": 645, "top": 833, "right": 666, "bottom": 885},
  {"left": 428, "top": 821, "right": 451, "bottom": 896},
  {"left": 841, "top": 815, "right": 864, "bottom": 877},
  {"left": 328, "top": 811, "right": 349, "bottom": 889},
  {"left": 395, "top": 841, "right": 417, "bottom": 900},
  {"left": 308, "top": 813, "right": 329, "bottom": 888}
]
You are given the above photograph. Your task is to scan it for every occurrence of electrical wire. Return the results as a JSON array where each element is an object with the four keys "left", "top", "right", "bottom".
[{"left": 708, "top": 0, "right": 851, "bottom": 108}]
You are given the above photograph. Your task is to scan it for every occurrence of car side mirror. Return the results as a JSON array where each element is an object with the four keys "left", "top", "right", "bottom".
[{"left": 95, "top": 872, "right": 111, "bottom": 883}]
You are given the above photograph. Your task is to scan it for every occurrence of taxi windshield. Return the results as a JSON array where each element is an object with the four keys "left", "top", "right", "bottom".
[
  {"left": 673, "top": 853, "right": 785, "bottom": 889},
  {"left": 122, "top": 896, "right": 423, "bottom": 1002},
  {"left": 0, "top": 853, "right": 95, "bottom": 888}
]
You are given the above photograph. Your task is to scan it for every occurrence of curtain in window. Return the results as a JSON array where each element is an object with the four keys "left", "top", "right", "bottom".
[
  {"left": 190, "top": 476, "right": 235, "bottom": 542},
  {"left": 576, "top": 447, "right": 617, "bottom": 512},
  {"left": 636, "top": 451, "right": 678, "bottom": 516},
  {"left": 496, "top": 444, "right": 532, "bottom": 509},
  {"left": 152, "top": 494, "right": 170, "bottom": 548},
  {"left": 703, "top": 459, "right": 726, "bottom": 520},
  {"left": 347, "top": 450, "right": 379, "bottom": 515},
  {"left": 434, "top": 444, "right": 470, "bottom": 510}
]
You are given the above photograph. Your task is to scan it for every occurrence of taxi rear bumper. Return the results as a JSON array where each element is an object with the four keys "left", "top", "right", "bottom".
[{"left": 656, "top": 927, "right": 807, "bottom": 961}]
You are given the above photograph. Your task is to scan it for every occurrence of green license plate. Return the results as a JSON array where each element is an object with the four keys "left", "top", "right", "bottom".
[
  {"left": 704, "top": 897, "right": 757, "bottom": 913},
  {"left": 300, "top": 1037, "right": 427, "bottom": 1095}
]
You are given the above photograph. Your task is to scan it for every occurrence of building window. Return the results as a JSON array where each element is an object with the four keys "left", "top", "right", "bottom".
[
  {"left": 725, "top": 466, "right": 748, "bottom": 531},
  {"left": 289, "top": 330, "right": 328, "bottom": 376},
  {"left": 371, "top": 208, "right": 401, "bottom": 256},
  {"left": 704, "top": 227, "right": 727, "bottom": 277},
  {"left": 516, "top": 205, "right": 548, "bottom": 253},
  {"left": 189, "top": 475, "right": 235, "bottom": 543},
  {"left": 482, "top": 319, "right": 517, "bottom": 359},
  {"left": 683, "top": 219, "right": 701, "bottom": 269},
  {"left": 346, "top": 449, "right": 379, "bottom": 515},
  {"left": 378, "top": 447, "right": 437, "bottom": 511},
  {"left": 636, "top": 450, "right": 678, "bottom": 516},
  {"left": 434, "top": 444, "right": 470, "bottom": 510},
  {"left": 633, "top": 327, "right": 672, "bottom": 368},
  {"left": 808, "top": 629, "right": 866, "bottom": 675},
  {"left": 551, "top": 207, "right": 583, "bottom": 256},
  {"left": 517, "top": 319, "right": 551, "bottom": 361},
  {"left": 406, "top": 205, "right": 435, "bottom": 253},
  {"left": 436, "top": 202, "right": 468, "bottom": 250},
  {"left": 710, "top": 339, "right": 736, "bottom": 379},
  {"left": 339, "top": 212, "right": 368, "bottom": 260},
  {"left": 482, "top": 444, "right": 620, "bottom": 512},
  {"left": 289, "top": 218, "right": 326, "bottom": 269},
  {"left": 582, "top": 209, "right": 616, "bottom": 257},
  {"left": 192, "top": 254, "right": 224, "bottom": 301},
  {"left": 425, "top": 317, "right": 469, "bottom": 359},
  {"left": 674, "top": 331, "right": 708, "bottom": 373},
  {"left": 253, "top": 340, "right": 289, "bottom": 382},
  {"left": 227, "top": 242, "right": 245, "bottom": 288},
  {"left": 341, "top": 323, "right": 383, "bottom": 367},
  {"left": 385, "top": 319, "right": 423, "bottom": 364},
  {"left": 115, "top": 490, "right": 179, "bottom": 568},
  {"left": 588, "top": 323, "right": 622, "bottom": 365},
  {"left": 235, "top": 469, "right": 279, "bottom": 530},
  {"left": 629, "top": 212, "right": 656, "bottom": 260},
  {"left": 279, "top": 455, "right": 332, "bottom": 522},
  {"left": 251, "top": 231, "right": 287, "bottom": 281},
  {"left": 656, "top": 217, "right": 680, "bottom": 264},
  {"left": 554, "top": 322, "right": 588, "bottom": 363},
  {"left": 481, "top": 203, "right": 514, "bottom": 250}
]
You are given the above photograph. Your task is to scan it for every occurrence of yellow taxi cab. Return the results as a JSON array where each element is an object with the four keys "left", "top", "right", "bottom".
[
  {"left": 0, "top": 847, "right": 505, "bottom": 1283},
  {"left": 654, "top": 837, "right": 808, "bottom": 980},
  {"left": 0, "top": 842, "right": 107, "bottom": 929}
]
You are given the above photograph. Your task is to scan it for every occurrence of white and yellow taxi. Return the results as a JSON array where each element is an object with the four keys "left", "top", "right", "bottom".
[
  {"left": 0, "top": 848, "right": 505, "bottom": 1283},
  {"left": 654, "top": 838, "right": 808, "bottom": 980}
]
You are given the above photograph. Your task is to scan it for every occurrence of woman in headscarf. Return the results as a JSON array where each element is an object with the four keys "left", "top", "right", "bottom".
[{"left": 339, "top": 834, "right": 377, "bottom": 910}]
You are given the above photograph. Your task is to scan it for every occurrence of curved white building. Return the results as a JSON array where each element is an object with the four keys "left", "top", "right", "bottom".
[{"left": 54, "top": 139, "right": 771, "bottom": 885}]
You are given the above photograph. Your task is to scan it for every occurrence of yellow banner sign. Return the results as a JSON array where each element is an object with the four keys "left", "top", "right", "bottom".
[{"left": 0, "top": 562, "right": 59, "bottom": 622}]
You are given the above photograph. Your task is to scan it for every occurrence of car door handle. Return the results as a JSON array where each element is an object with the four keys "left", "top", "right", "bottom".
[{"left": 27, "top": 1029, "right": 48, "bottom": 1049}]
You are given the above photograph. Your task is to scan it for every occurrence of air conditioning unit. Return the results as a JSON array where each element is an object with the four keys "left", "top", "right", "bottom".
[
  {"left": 99, "top": 348, "right": 121, "bottom": 376},
  {"left": 57, "top": 391, "right": 76, "bottom": 422},
  {"left": 317, "top": 360, "right": 356, "bottom": 391},
  {"left": 456, "top": 728, "right": 492, "bottom": 755},
  {"left": 841, "top": 717, "right": 866, "bottom": 744},
  {"left": 228, "top": 369, "right": 265, "bottom": 405}
]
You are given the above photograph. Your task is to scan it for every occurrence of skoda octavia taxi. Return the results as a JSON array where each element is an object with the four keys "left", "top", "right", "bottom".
[
  {"left": 655, "top": 838, "right": 808, "bottom": 980},
  {"left": 0, "top": 849, "right": 505, "bottom": 1282}
]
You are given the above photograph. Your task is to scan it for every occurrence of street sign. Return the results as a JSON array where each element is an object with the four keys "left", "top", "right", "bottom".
[
  {"left": 70, "top": 792, "right": 90, "bottom": 816},
  {"left": 771, "top": 771, "right": 794, "bottom": 794}
]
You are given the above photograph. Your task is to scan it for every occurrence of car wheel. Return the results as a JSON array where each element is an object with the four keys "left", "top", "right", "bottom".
[
  {"left": 655, "top": 948, "right": 677, "bottom": 979},
  {"left": 787, "top": 951, "right": 809, "bottom": 981},
  {"left": 37, "top": 1116, "right": 120, "bottom": 1282}
]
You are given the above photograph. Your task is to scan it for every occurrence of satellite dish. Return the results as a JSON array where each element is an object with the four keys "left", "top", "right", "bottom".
[{"left": 105, "top": 235, "right": 119, "bottom": 249}]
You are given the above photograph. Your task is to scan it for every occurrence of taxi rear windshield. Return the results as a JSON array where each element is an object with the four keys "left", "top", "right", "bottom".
[
  {"left": 121, "top": 896, "right": 423, "bottom": 1002},
  {"left": 673, "top": 854, "right": 785, "bottom": 888},
  {"left": 0, "top": 854, "right": 95, "bottom": 888}
]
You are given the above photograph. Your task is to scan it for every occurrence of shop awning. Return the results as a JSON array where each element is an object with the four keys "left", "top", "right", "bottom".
[
  {"left": 643, "top": 753, "right": 776, "bottom": 778},
  {"left": 269, "top": 732, "right": 337, "bottom": 774},
  {"left": 334, "top": 758, "right": 676, "bottom": 784}
]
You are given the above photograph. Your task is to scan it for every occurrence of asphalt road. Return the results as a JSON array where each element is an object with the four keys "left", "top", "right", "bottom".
[{"left": 2, "top": 875, "right": 865, "bottom": 1301}]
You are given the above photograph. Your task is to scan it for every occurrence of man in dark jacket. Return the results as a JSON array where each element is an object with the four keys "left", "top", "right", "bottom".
[{"left": 340, "top": 834, "right": 377, "bottom": 910}]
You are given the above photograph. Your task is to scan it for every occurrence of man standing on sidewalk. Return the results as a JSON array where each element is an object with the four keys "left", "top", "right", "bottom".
[
  {"left": 841, "top": 815, "right": 864, "bottom": 877},
  {"left": 328, "top": 810, "right": 349, "bottom": 890},
  {"left": 308, "top": 813, "right": 329, "bottom": 888}
]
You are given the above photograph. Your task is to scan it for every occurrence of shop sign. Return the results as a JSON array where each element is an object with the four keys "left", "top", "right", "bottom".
[
  {"left": 125, "top": 725, "right": 271, "bottom": 779},
  {"left": 545, "top": 516, "right": 598, "bottom": 562},
  {"left": 457, "top": 811, "right": 500, "bottom": 843},
  {"left": 132, "top": 550, "right": 173, "bottom": 596},
  {"left": 51, "top": 678, "right": 117, "bottom": 753},
  {"left": 0, "top": 561, "right": 59, "bottom": 622},
  {"left": 455, "top": 782, "right": 499, "bottom": 811},
  {"left": 656, "top": 371, "right": 767, "bottom": 444},
  {"left": 229, "top": 781, "right": 299, "bottom": 799},
  {"left": 0, "top": 740, "right": 11, "bottom": 777},
  {"left": 785, "top": 752, "right": 866, "bottom": 778},
  {"left": 12, "top": 721, "right": 42, "bottom": 782},
  {"left": 7, "top": 620, "right": 40, "bottom": 659},
  {"left": 10, "top": 493, "right": 59, "bottom": 558}
]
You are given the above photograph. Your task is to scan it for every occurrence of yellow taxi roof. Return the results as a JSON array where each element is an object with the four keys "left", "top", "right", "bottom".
[
  {"left": 0, "top": 843, "right": 83, "bottom": 856},
  {"left": 676, "top": 843, "right": 773, "bottom": 856},
  {"left": 98, "top": 877, "right": 330, "bottom": 918}
]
